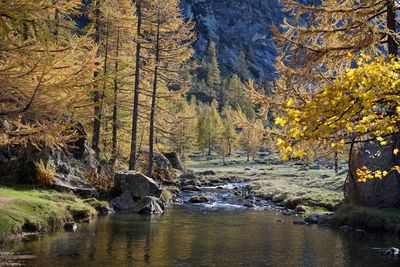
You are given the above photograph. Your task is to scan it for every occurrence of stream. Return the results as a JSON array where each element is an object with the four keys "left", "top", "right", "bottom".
[{"left": 4, "top": 183, "right": 400, "bottom": 266}]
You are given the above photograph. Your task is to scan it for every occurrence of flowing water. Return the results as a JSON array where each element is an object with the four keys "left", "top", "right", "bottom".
[{"left": 5, "top": 184, "right": 400, "bottom": 267}]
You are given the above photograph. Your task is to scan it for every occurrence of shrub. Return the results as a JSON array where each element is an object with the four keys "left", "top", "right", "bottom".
[{"left": 34, "top": 160, "right": 55, "bottom": 186}]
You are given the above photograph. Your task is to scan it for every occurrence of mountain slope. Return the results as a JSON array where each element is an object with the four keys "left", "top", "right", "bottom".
[{"left": 181, "top": 0, "right": 285, "bottom": 81}]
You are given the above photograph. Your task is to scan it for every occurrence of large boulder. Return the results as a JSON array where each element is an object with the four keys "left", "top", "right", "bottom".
[
  {"left": 112, "top": 171, "right": 162, "bottom": 199},
  {"left": 137, "top": 151, "right": 175, "bottom": 181},
  {"left": 345, "top": 141, "right": 400, "bottom": 208},
  {"left": 163, "top": 152, "right": 184, "bottom": 170},
  {"left": 133, "top": 196, "right": 164, "bottom": 214}
]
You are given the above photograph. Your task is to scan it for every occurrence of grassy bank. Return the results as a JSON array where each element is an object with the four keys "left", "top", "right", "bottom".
[
  {"left": 187, "top": 152, "right": 347, "bottom": 211},
  {"left": 332, "top": 205, "right": 400, "bottom": 235},
  {"left": 0, "top": 187, "right": 98, "bottom": 244}
]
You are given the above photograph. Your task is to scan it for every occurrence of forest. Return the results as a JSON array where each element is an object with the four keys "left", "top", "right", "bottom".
[{"left": 1, "top": 0, "right": 400, "bottom": 266}]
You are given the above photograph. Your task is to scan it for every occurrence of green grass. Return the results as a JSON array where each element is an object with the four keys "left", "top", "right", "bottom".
[
  {"left": 332, "top": 205, "right": 400, "bottom": 235},
  {"left": 186, "top": 152, "right": 347, "bottom": 211},
  {"left": 0, "top": 187, "right": 97, "bottom": 244}
]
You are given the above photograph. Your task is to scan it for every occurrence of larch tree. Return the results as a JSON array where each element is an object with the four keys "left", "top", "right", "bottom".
[
  {"left": 141, "top": 0, "right": 195, "bottom": 177},
  {"left": 86, "top": 0, "right": 136, "bottom": 161},
  {"left": 0, "top": 0, "right": 97, "bottom": 147},
  {"left": 221, "top": 104, "right": 238, "bottom": 156},
  {"left": 89, "top": 0, "right": 103, "bottom": 158},
  {"left": 101, "top": 0, "right": 136, "bottom": 165},
  {"left": 246, "top": 0, "right": 399, "bottom": 164},
  {"left": 129, "top": 0, "right": 143, "bottom": 170},
  {"left": 228, "top": 74, "right": 244, "bottom": 109},
  {"left": 247, "top": 0, "right": 399, "bottom": 113},
  {"left": 237, "top": 111, "right": 265, "bottom": 162}
]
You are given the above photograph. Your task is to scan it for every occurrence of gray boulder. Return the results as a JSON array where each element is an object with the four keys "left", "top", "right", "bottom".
[
  {"left": 109, "top": 192, "right": 136, "bottom": 211},
  {"left": 137, "top": 151, "right": 175, "bottom": 180},
  {"left": 133, "top": 196, "right": 164, "bottom": 215},
  {"left": 112, "top": 171, "right": 162, "bottom": 199},
  {"left": 53, "top": 174, "right": 98, "bottom": 199},
  {"left": 163, "top": 152, "right": 184, "bottom": 170},
  {"left": 345, "top": 141, "right": 400, "bottom": 207}
]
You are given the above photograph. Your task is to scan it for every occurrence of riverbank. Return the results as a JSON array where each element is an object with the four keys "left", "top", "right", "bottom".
[
  {"left": 186, "top": 152, "right": 347, "bottom": 212},
  {"left": 0, "top": 186, "right": 108, "bottom": 245},
  {"left": 185, "top": 152, "right": 400, "bottom": 236}
]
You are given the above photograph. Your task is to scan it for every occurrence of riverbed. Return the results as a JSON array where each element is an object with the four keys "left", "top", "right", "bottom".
[{"left": 4, "top": 184, "right": 400, "bottom": 266}]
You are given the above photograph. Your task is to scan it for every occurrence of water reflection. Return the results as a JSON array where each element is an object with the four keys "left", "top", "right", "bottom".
[{"left": 8, "top": 206, "right": 400, "bottom": 267}]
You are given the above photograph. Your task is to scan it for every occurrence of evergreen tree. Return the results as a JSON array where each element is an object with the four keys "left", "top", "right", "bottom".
[
  {"left": 236, "top": 51, "right": 250, "bottom": 82},
  {"left": 228, "top": 74, "right": 243, "bottom": 109},
  {"left": 206, "top": 42, "right": 221, "bottom": 98}
]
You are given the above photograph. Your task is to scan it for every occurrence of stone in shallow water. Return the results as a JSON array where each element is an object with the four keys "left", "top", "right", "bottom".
[
  {"left": 64, "top": 222, "right": 77, "bottom": 232},
  {"left": 384, "top": 247, "right": 400, "bottom": 256},
  {"left": 109, "top": 192, "right": 136, "bottom": 211},
  {"left": 181, "top": 185, "right": 201, "bottom": 192},
  {"left": 133, "top": 196, "right": 164, "bottom": 215},
  {"left": 189, "top": 195, "right": 210, "bottom": 203}
]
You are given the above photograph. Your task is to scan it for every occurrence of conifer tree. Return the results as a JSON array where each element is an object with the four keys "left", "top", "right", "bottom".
[
  {"left": 221, "top": 105, "right": 238, "bottom": 156},
  {"left": 129, "top": 0, "right": 143, "bottom": 170},
  {"left": 228, "top": 74, "right": 244, "bottom": 109},
  {"left": 206, "top": 42, "right": 221, "bottom": 98},
  {"left": 236, "top": 51, "right": 250, "bottom": 82},
  {"left": 0, "top": 0, "right": 97, "bottom": 147},
  {"left": 271, "top": 0, "right": 399, "bottom": 100},
  {"left": 141, "top": 0, "right": 195, "bottom": 176}
]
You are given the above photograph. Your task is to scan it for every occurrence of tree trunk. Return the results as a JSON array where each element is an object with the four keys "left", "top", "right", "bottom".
[
  {"left": 111, "top": 28, "right": 120, "bottom": 165},
  {"left": 334, "top": 151, "right": 339, "bottom": 174},
  {"left": 246, "top": 139, "right": 250, "bottom": 162},
  {"left": 129, "top": 1, "right": 142, "bottom": 170},
  {"left": 91, "top": 0, "right": 101, "bottom": 158},
  {"left": 387, "top": 0, "right": 400, "bottom": 191},
  {"left": 387, "top": 0, "right": 398, "bottom": 56},
  {"left": 148, "top": 15, "right": 161, "bottom": 177},
  {"left": 208, "top": 134, "right": 211, "bottom": 156},
  {"left": 52, "top": 0, "right": 59, "bottom": 40}
]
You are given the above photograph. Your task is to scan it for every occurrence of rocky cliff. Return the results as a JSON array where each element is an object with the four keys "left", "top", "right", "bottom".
[{"left": 181, "top": 0, "right": 284, "bottom": 81}]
